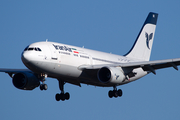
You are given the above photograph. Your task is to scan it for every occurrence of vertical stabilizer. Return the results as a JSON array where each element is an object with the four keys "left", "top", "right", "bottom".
[{"left": 124, "top": 12, "right": 158, "bottom": 61}]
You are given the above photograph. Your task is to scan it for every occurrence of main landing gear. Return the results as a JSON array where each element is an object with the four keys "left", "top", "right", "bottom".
[
  {"left": 108, "top": 86, "right": 123, "bottom": 98},
  {"left": 55, "top": 80, "right": 70, "bottom": 101}
]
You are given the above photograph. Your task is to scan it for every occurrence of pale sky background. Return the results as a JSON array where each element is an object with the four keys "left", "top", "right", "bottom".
[{"left": 0, "top": 1, "right": 180, "bottom": 120}]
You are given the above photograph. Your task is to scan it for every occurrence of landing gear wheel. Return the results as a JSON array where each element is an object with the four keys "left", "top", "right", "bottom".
[
  {"left": 117, "top": 89, "right": 123, "bottom": 97},
  {"left": 65, "top": 92, "right": 70, "bottom": 100},
  {"left": 55, "top": 93, "right": 61, "bottom": 101},
  {"left": 40, "top": 84, "right": 44, "bottom": 90},
  {"left": 43, "top": 84, "right": 48, "bottom": 90},
  {"left": 40, "top": 84, "right": 48, "bottom": 90},
  {"left": 60, "top": 93, "right": 65, "bottom": 101},
  {"left": 108, "top": 90, "right": 113, "bottom": 98},
  {"left": 108, "top": 87, "right": 123, "bottom": 98},
  {"left": 113, "top": 90, "right": 118, "bottom": 98},
  {"left": 55, "top": 92, "right": 70, "bottom": 101}
]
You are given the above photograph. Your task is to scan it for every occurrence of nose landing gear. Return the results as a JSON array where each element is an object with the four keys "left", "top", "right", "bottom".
[
  {"left": 40, "top": 83, "right": 48, "bottom": 90},
  {"left": 39, "top": 74, "right": 48, "bottom": 91}
]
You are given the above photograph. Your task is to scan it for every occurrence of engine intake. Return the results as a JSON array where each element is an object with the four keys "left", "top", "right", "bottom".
[
  {"left": 97, "top": 67, "right": 126, "bottom": 84},
  {"left": 12, "top": 72, "right": 40, "bottom": 90}
]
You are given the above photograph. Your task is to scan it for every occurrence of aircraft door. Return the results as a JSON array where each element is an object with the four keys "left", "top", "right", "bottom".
[
  {"left": 48, "top": 45, "right": 58, "bottom": 60},
  {"left": 88, "top": 55, "right": 93, "bottom": 65}
]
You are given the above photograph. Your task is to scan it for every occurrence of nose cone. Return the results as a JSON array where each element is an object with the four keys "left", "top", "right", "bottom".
[{"left": 21, "top": 51, "right": 33, "bottom": 64}]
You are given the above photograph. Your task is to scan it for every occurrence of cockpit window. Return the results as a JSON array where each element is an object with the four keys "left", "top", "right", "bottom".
[
  {"left": 28, "top": 48, "right": 34, "bottom": 51},
  {"left": 24, "top": 47, "right": 42, "bottom": 52},
  {"left": 37, "top": 48, "right": 42, "bottom": 51}
]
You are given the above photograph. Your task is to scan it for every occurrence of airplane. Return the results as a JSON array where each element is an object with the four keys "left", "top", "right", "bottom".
[{"left": 1, "top": 12, "right": 180, "bottom": 101}]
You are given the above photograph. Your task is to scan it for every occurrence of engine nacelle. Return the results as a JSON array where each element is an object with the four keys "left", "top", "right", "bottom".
[
  {"left": 97, "top": 67, "right": 126, "bottom": 84},
  {"left": 12, "top": 72, "right": 40, "bottom": 90}
]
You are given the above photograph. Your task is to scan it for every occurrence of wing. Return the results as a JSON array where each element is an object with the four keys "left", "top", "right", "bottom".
[
  {"left": 0, "top": 68, "right": 31, "bottom": 77},
  {"left": 79, "top": 58, "right": 180, "bottom": 75}
]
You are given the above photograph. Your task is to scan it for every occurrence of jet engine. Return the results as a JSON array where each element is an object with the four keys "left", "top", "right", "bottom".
[
  {"left": 97, "top": 67, "right": 126, "bottom": 84},
  {"left": 12, "top": 72, "right": 40, "bottom": 90}
]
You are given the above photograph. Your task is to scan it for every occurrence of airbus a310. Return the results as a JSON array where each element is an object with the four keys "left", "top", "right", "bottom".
[{"left": 1, "top": 12, "right": 180, "bottom": 101}]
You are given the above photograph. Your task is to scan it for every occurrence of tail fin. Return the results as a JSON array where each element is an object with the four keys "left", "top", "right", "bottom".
[{"left": 124, "top": 12, "right": 158, "bottom": 61}]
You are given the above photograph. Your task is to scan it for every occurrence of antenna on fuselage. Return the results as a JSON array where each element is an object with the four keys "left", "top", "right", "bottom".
[{"left": 46, "top": 39, "right": 48, "bottom": 42}]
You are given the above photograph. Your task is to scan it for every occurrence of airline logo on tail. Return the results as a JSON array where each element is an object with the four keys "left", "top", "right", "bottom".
[{"left": 145, "top": 32, "right": 153, "bottom": 49}]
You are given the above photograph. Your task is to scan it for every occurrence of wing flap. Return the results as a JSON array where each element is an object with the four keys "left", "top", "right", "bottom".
[{"left": 142, "top": 60, "right": 180, "bottom": 71}]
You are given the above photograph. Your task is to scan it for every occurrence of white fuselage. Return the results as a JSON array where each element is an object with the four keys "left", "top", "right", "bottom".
[{"left": 21, "top": 41, "right": 148, "bottom": 87}]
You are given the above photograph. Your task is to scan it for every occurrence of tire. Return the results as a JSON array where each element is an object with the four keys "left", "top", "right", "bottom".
[
  {"left": 43, "top": 84, "right": 48, "bottom": 90},
  {"left": 55, "top": 93, "right": 61, "bottom": 101},
  {"left": 40, "top": 84, "right": 44, "bottom": 90},
  {"left": 108, "top": 90, "right": 113, "bottom": 98},
  {"left": 118, "top": 89, "right": 123, "bottom": 97},
  {"left": 113, "top": 90, "right": 118, "bottom": 98},
  {"left": 65, "top": 92, "right": 70, "bottom": 100},
  {"left": 60, "top": 93, "right": 65, "bottom": 101}
]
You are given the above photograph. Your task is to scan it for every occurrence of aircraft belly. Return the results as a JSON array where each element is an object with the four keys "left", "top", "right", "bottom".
[
  {"left": 25, "top": 59, "right": 149, "bottom": 87},
  {"left": 53, "top": 63, "right": 82, "bottom": 77}
]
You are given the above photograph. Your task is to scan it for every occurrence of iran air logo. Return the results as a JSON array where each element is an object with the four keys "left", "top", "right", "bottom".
[
  {"left": 71, "top": 48, "right": 79, "bottom": 54},
  {"left": 145, "top": 32, "right": 153, "bottom": 49},
  {"left": 115, "top": 74, "right": 119, "bottom": 80}
]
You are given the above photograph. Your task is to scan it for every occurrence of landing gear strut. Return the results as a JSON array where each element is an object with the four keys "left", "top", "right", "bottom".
[
  {"left": 55, "top": 80, "right": 70, "bottom": 101},
  {"left": 108, "top": 86, "right": 122, "bottom": 98},
  {"left": 39, "top": 74, "right": 48, "bottom": 90}
]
